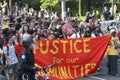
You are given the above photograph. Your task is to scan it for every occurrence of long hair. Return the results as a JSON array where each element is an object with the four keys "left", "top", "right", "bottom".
[{"left": 22, "top": 24, "right": 29, "bottom": 34}]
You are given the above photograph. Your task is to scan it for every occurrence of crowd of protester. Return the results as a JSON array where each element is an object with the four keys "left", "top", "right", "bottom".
[{"left": 0, "top": 0, "right": 120, "bottom": 80}]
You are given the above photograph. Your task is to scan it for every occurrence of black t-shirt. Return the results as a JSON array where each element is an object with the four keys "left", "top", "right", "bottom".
[{"left": 19, "top": 50, "right": 35, "bottom": 80}]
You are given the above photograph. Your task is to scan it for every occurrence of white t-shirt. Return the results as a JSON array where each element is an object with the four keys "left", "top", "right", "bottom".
[
  {"left": 91, "top": 32, "right": 102, "bottom": 37},
  {"left": 0, "top": 48, "right": 3, "bottom": 55},
  {"left": 56, "top": 24, "right": 61, "bottom": 29},
  {"left": 21, "top": 33, "right": 30, "bottom": 39},
  {"left": 0, "top": 48, "right": 3, "bottom": 60},
  {"left": 69, "top": 32, "right": 80, "bottom": 38},
  {"left": 3, "top": 45, "right": 18, "bottom": 65}
]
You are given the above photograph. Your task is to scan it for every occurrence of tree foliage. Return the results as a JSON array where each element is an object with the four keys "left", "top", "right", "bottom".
[
  {"left": 109, "top": 0, "right": 120, "bottom": 3},
  {"left": 13, "top": 0, "right": 120, "bottom": 16},
  {"left": 40, "top": 0, "right": 59, "bottom": 8},
  {"left": 22, "top": 0, "right": 40, "bottom": 10}
]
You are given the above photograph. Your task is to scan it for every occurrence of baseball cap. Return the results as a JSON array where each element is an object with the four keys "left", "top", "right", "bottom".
[{"left": 110, "top": 29, "right": 116, "bottom": 34}]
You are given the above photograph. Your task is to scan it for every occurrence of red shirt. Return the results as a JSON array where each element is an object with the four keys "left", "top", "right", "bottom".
[
  {"left": 14, "top": 44, "right": 25, "bottom": 60},
  {"left": 117, "top": 32, "right": 120, "bottom": 39}
]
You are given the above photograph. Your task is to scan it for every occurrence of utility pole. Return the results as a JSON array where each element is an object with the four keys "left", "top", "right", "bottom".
[{"left": 61, "top": 0, "right": 66, "bottom": 20}]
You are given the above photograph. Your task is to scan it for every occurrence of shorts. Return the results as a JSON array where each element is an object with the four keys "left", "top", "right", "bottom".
[{"left": 8, "top": 63, "right": 18, "bottom": 76}]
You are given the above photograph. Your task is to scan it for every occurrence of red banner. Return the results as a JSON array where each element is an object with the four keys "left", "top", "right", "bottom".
[
  {"left": 34, "top": 35, "right": 111, "bottom": 79},
  {"left": 15, "top": 35, "right": 111, "bottom": 79}
]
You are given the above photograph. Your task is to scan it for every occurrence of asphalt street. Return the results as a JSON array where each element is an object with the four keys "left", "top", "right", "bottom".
[
  {"left": 1, "top": 57, "right": 120, "bottom": 80},
  {"left": 76, "top": 57, "right": 120, "bottom": 80}
]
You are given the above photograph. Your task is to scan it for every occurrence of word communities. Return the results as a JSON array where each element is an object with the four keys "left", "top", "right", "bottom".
[{"left": 47, "top": 63, "right": 96, "bottom": 79}]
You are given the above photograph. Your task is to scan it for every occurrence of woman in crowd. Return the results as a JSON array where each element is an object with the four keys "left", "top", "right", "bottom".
[
  {"left": 107, "top": 29, "right": 120, "bottom": 77},
  {"left": 3, "top": 36, "right": 18, "bottom": 80},
  {"left": 84, "top": 26, "right": 92, "bottom": 38},
  {"left": 21, "top": 24, "right": 30, "bottom": 40}
]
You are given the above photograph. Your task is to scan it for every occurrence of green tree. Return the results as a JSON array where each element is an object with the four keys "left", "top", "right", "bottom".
[
  {"left": 109, "top": 0, "right": 120, "bottom": 3},
  {"left": 40, "top": 0, "right": 59, "bottom": 11},
  {"left": 22, "top": 0, "right": 40, "bottom": 10}
]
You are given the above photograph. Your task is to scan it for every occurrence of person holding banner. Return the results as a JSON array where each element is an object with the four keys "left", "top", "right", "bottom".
[
  {"left": 18, "top": 38, "right": 39, "bottom": 80},
  {"left": 91, "top": 25, "right": 103, "bottom": 37},
  {"left": 107, "top": 29, "right": 120, "bottom": 77},
  {"left": 69, "top": 24, "right": 80, "bottom": 38},
  {"left": 84, "top": 26, "right": 92, "bottom": 38}
]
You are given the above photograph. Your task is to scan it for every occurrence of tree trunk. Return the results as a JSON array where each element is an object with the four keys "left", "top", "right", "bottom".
[
  {"left": 51, "top": 6, "right": 52, "bottom": 12},
  {"left": 79, "top": 0, "right": 81, "bottom": 16},
  {"left": 87, "top": 0, "right": 91, "bottom": 11}
]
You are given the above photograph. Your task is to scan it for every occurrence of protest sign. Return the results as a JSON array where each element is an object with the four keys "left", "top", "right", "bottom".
[
  {"left": 62, "top": 22, "right": 75, "bottom": 36},
  {"left": 100, "top": 20, "right": 115, "bottom": 30}
]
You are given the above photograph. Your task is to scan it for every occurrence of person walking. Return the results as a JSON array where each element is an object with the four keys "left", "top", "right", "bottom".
[
  {"left": 18, "top": 38, "right": 39, "bottom": 80},
  {"left": 3, "top": 36, "right": 18, "bottom": 80},
  {"left": 107, "top": 29, "right": 120, "bottom": 77}
]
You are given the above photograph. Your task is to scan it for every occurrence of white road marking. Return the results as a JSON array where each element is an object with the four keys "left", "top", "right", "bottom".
[{"left": 90, "top": 76, "right": 106, "bottom": 80}]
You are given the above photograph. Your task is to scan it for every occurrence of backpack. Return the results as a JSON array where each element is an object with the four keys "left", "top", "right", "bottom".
[
  {"left": 0, "top": 38, "right": 4, "bottom": 47},
  {"left": 4, "top": 45, "right": 20, "bottom": 73},
  {"left": 3, "top": 45, "right": 19, "bottom": 65},
  {"left": 2, "top": 45, "right": 9, "bottom": 65}
]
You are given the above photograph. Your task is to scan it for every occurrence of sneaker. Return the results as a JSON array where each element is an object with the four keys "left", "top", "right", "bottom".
[
  {"left": 1, "top": 70, "right": 6, "bottom": 77},
  {"left": 115, "top": 74, "right": 119, "bottom": 77},
  {"left": 108, "top": 73, "right": 119, "bottom": 77},
  {"left": 97, "top": 68, "right": 102, "bottom": 72}
]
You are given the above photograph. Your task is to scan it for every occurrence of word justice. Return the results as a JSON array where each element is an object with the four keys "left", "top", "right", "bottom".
[{"left": 38, "top": 39, "right": 91, "bottom": 54}]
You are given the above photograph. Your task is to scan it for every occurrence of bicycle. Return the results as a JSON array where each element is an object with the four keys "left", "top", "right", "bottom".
[{"left": 22, "top": 64, "right": 57, "bottom": 80}]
